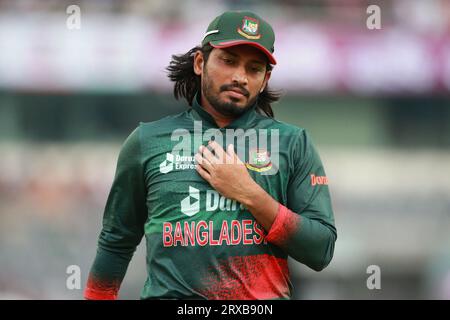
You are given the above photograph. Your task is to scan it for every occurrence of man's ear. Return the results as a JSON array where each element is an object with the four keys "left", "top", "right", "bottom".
[
  {"left": 260, "top": 71, "right": 272, "bottom": 93},
  {"left": 193, "top": 51, "right": 204, "bottom": 76}
]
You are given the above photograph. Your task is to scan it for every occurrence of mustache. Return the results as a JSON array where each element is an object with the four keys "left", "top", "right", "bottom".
[{"left": 220, "top": 84, "right": 250, "bottom": 97}]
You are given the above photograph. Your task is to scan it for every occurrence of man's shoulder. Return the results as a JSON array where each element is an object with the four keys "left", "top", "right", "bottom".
[
  {"left": 255, "top": 114, "right": 306, "bottom": 137},
  {"left": 137, "top": 110, "right": 191, "bottom": 135}
]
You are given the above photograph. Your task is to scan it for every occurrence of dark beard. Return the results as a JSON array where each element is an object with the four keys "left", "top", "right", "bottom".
[{"left": 202, "top": 72, "right": 258, "bottom": 117}]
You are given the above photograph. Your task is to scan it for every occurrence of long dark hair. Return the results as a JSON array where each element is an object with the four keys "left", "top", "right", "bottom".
[{"left": 166, "top": 44, "right": 281, "bottom": 118}]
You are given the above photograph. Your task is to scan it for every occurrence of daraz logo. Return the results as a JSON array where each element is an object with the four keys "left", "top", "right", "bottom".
[
  {"left": 160, "top": 153, "right": 196, "bottom": 174},
  {"left": 159, "top": 153, "right": 174, "bottom": 174},
  {"left": 180, "top": 186, "right": 200, "bottom": 216},
  {"left": 180, "top": 186, "right": 244, "bottom": 216}
]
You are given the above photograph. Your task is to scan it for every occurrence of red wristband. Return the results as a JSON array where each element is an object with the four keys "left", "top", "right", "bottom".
[
  {"left": 84, "top": 276, "right": 119, "bottom": 300},
  {"left": 265, "top": 204, "right": 300, "bottom": 247}
]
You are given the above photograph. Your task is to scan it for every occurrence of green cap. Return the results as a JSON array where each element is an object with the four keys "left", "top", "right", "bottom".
[{"left": 201, "top": 11, "right": 276, "bottom": 65}]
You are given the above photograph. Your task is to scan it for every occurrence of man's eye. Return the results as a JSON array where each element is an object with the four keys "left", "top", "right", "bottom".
[
  {"left": 250, "top": 66, "right": 263, "bottom": 73},
  {"left": 223, "top": 58, "right": 234, "bottom": 64}
]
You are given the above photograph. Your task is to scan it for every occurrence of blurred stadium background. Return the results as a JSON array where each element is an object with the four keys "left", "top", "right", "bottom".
[{"left": 1, "top": 0, "right": 450, "bottom": 299}]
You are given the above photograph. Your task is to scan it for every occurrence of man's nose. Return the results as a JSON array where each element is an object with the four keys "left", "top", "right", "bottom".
[{"left": 231, "top": 65, "right": 248, "bottom": 86}]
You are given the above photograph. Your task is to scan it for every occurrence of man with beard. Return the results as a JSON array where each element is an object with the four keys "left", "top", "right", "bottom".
[{"left": 85, "top": 10, "right": 337, "bottom": 300}]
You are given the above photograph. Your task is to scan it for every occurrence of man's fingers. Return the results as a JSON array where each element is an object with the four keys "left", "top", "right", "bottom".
[
  {"left": 226, "top": 144, "right": 244, "bottom": 165},
  {"left": 226, "top": 144, "right": 235, "bottom": 156},
  {"left": 196, "top": 161, "right": 211, "bottom": 181},
  {"left": 198, "top": 142, "right": 244, "bottom": 166},
  {"left": 200, "top": 144, "right": 218, "bottom": 164},
  {"left": 208, "top": 140, "right": 225, "bottom": 161},
  {"left": 194, "top": 153, "right": 213, "bottom": 173}
]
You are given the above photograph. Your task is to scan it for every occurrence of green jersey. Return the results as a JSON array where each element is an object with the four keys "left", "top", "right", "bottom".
[{"left": 84, "top": 94, "right": 337, "bottom": 300}]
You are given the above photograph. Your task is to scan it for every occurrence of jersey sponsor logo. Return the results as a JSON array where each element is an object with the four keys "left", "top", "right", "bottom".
[
  {"left": 180, "top": 186, "right": 245, "bottom": 216},
  {"left": 180, "top": 186, "right": 200, "bottom": 216},
  {"left": 159, "top": 153, "right": 196, "bottom": 174},
  {"left": 159, "top": 153, "right": 174, "bottom": 173},
  {"left": 311, "top": 174, "right": 328, "bottom": 186},
  {"left": 237, "top": 16, "right": 261, "bottom": 40},
  {"left": 245, "top": 148, "right": 272, "bottom": 173},
  {"left": 162, "top": 219, "right": 267, "bottom": 247}
]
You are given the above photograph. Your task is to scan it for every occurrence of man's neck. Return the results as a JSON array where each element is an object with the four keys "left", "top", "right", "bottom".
[{"left": 200, "top": 95, "right": 236, "bottom": 128}]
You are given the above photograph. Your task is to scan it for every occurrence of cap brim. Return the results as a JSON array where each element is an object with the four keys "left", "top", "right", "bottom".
[{"left": 209, "top": 40, "right": 277, "bottom": 65}]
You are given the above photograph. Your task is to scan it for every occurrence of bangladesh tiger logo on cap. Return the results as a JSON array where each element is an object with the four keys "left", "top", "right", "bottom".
[{"left": 237, "top": 16, "right": 261, "bottom": 40}]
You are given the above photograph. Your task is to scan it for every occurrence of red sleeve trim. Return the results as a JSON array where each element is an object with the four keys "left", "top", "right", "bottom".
[
  {"left": 84, "top": 277, "right": 119, "bottom": 300},
  {"left": 265, "top": 204, "right": 300, "bottom": 247}
]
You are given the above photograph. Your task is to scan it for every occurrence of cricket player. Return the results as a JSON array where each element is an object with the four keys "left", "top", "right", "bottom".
[{"left": 84, "top": 10, "right": 337, "bottom": 300}]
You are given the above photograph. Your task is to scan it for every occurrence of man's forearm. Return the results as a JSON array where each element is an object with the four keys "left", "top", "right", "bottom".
[
  {"left": 85, "top": 246, "right": 132, "bottom": 300},
  {"left": 238, "top": 180, "right": 336, "bottom": 271},
  {"left": 84, "top": 226, "right": 141, "bottom": 300},
  {"left": 238, "top": 180, "right": 279, "bottom": 232}
]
